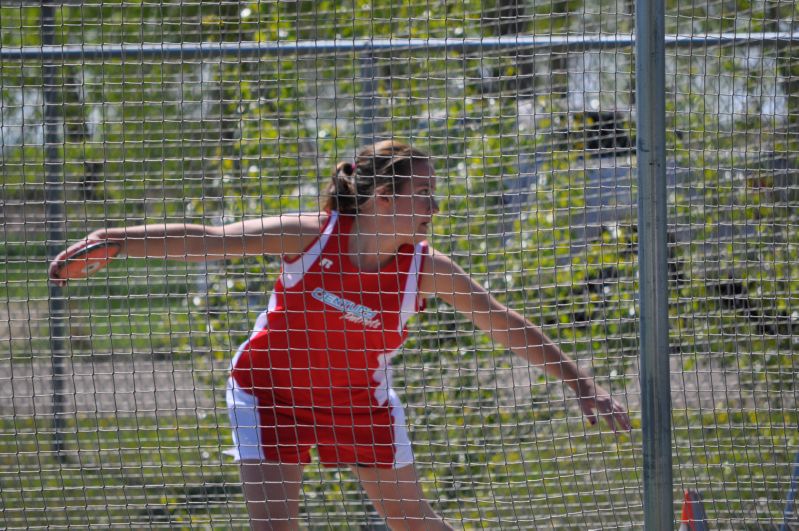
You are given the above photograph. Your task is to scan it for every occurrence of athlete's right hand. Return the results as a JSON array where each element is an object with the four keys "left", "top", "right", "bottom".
[{"left": 48, "top": 239, "right": 122, "bottom": 286}]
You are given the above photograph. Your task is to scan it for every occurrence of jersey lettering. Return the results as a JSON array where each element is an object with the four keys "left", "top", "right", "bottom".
[{"left": 311, "top": 287, "right": 382, "bottom": 329}]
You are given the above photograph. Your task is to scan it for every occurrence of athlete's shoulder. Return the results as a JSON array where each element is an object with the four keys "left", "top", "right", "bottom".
[
  {"left": 259, "top": 212, "right": 333, "bottom": 260},
  {"left": 276, "top": 212, "right": 331, "bottom": 235},
  {"left": 421, "top": 246, "right": 459, "bottom": 272}
]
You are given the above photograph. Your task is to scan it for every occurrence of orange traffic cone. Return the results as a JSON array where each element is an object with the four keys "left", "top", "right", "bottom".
[{"left": 679, "top": 489, "right": 709, "bottom": 531}]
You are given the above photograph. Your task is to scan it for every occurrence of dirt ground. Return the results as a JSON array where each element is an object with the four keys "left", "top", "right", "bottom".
[{"left": 0, "top": 358, "right": 226, "bottom": 417}]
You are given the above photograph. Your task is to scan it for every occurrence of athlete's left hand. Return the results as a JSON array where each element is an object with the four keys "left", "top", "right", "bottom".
[
  {"left": 49, "top": 239, "right": 122, "bottom": 286},
  {"left": 575, "top": 381, "right": 631, "bottom": 433}
]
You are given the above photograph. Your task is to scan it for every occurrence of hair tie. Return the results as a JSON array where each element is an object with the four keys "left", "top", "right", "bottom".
[{"left": 338, "top": 161, "right": 355, "bottom": 177}]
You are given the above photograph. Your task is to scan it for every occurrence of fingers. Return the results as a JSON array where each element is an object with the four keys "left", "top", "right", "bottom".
[
  {"left": 48, "top": 239, "right": 121, "bottom": 284},
  {"left": 48, "top": 250, "right": 70, "bottom": 286},
  {"left": 604, "top": 400, "right": 631, "bottom": 433},
  {"left": 599, "top": 401, "right": 631, "bottom": 433},
  {"left": 611, "top": 401, "right": 632, "bottom": 432},
  {"left": 583, "top": 396, "right": 632, "bottom": 433}
]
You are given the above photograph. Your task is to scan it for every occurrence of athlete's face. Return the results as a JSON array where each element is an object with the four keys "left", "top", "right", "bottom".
[{"left": 384, "top": 161, "right": 439, "bottom": 242}]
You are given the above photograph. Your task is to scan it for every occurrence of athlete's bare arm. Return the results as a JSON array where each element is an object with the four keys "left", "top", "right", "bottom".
[
  {"left": 419, "top": 247, "right": 631, "bottom": 433},
  {"left": 88, "top": 213, "right": 327, "bottom": 262}
]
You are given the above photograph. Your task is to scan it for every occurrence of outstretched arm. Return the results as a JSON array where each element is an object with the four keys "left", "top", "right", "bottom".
[
  {"left": 419, "top": 247, "right": 631, "bottom": 433},
  {"left": 49, "top": 213, "right": 327, "bottom": 284},
  {"left": 91, "top": 214, "right": 325, "bottom": 261}
]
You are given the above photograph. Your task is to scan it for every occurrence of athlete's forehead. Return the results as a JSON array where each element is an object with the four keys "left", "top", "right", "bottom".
[
  {"left": 406, "top": 160, "right": 436, "bottom": 190},
  {"left": 411, "top": 159, "right": 434, "bottom": 176}
]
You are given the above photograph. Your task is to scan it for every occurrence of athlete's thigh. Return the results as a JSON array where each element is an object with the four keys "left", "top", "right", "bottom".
[
  {"left": 351, "top": 464, "right": 452, "bottom": 530},
  {"left": 240, "top": 460, "right": 304, "bottom": 530}
]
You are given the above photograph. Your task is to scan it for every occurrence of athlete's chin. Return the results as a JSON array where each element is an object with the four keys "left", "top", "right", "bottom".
[
  {"left": 394, "top": 233, "right": 427, "bottom": 244},
  {"left": 391, "top": 225, "right": 431, "bottom": 244},
  {"left": 412, "top": 231, "right": 430, "bottom": 243}
]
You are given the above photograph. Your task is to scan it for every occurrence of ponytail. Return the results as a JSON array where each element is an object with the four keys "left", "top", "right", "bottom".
[{"left": 325, "top": 162, "right": 358, "bottom": 213}]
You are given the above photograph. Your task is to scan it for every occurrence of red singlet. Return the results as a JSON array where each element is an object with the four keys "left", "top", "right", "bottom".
[{"left": 227, "top": 211, "right": 428, "bottom": 468}]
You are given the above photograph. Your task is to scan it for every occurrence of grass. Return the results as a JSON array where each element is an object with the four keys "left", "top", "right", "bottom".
[
  {"left": 0, "top": 258, "right": 262, "bottom": 362},
  {"left": 0, "top": 403, "right": 796, "bottom": 528},
  {"left": 0, "top": 413, "right": 245, "bottom": 529}
]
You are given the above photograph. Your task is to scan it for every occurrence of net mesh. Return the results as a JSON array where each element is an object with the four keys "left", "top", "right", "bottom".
[{"left": 1, "top": 1, "right": 797, "bottom": 528}]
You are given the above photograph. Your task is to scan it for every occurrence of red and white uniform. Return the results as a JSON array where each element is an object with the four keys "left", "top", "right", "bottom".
[{"left": 227, "top": 211, "right": 428, "bottom": 468}]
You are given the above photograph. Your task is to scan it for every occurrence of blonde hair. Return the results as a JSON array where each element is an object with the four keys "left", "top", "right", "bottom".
[{"left": 324, "top": 140, "right": 430, "bottom": 214}]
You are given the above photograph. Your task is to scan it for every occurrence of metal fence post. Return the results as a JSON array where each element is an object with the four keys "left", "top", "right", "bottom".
[
  {"left": 41, "top": 2, "right": 69, "bottom": 461},
  {"left": 635, "top": 0, "right": 673, "bottom": 524},
  {"left": 358, "top": 51, "right": 377, "bottom": 145}
]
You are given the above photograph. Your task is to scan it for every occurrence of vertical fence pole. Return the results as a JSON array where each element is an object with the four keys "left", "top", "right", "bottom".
[
  {"left": 42, "top": 2, "right": 69, "bottom": 460},
  {"left": 358, "top": 51, "right": 377, "bottom": 145},
  {"left": 355, "top": 49, "right": 386, "bottom": 530},
  {"left": 635, "top": 0, "right": 673, "bottom": 525}
]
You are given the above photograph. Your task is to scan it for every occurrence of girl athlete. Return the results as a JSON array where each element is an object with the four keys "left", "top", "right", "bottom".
[{"left": 50, "top": 141, "right": 631, "bottom": 530}]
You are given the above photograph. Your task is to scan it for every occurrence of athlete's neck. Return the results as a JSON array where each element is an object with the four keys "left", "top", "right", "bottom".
[{"left": 348, "top": 215, "right": 404, "bottom": 272}]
